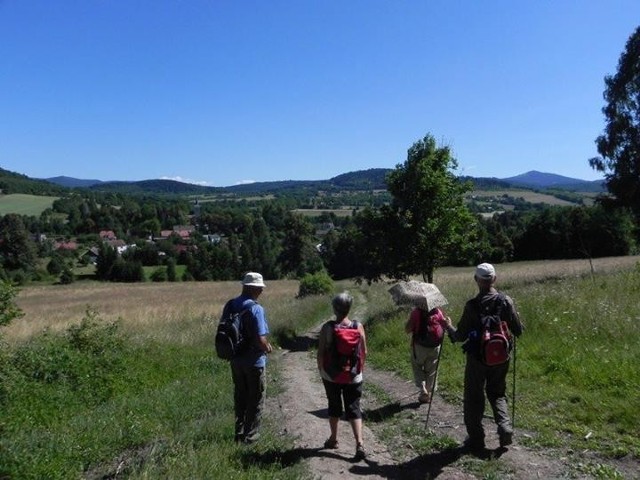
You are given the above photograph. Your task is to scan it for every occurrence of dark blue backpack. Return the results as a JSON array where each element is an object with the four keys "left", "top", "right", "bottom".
[{"left": 215, "top": 299, "right": 255, "bottom": 360}]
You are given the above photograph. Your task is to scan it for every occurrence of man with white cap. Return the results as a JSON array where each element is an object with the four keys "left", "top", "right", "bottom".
[
  {"left": 222, "top": 272, "right": 272, "bottom": 443},
  {"left": 443, "top": 263, "right": 523, "bottom": 452}
]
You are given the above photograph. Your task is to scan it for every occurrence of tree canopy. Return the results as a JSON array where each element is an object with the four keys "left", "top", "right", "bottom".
[
  {"left": 373, "top": 134, "right": 475, "bottom": 283},
  {"left": 590, "top": 26, "right": 640, "bottom": 219}
]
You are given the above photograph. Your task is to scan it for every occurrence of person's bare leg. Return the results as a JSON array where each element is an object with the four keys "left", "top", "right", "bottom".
[
  {"left": 349, "top": 418, "right": 363, "bottom": 445},
  {"left": 329, "top": 416, "right": 339, "bottom": 442},
  {"left": 350, "top": 418, "right": 366, "bottom": 459}
]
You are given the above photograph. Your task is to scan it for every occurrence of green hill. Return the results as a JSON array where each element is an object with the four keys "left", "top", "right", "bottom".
[{"left": 0, "top": 167, "right": 68, "bottom": 196}]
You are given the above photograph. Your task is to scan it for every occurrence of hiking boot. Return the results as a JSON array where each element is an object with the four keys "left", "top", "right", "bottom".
[
  {"left": 499, "top": 431, "right": 513, "bottom": 447},
  {"left": 354, "top": 443, "right": 366, "bottom": 461},
  {"left": 462, "top": 436, "right": 485, "bottom": 452}
]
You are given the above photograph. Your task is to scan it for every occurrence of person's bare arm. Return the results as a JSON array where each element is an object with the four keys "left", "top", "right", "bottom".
[
  {"left": 358, "top": 322, "right": 368, "bottom": 356},
  {"left": 257, "top": 335, "right": 272, "bottom": 353},
  {"left": 317, "top": 324, "right": 327, "bottom": 369}
]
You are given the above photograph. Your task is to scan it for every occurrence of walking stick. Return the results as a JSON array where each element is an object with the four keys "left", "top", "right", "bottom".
[
  {"left": 425, "top": 339, "right": 444, "bottom": 430},
  {"left": 511, "top": 336, "right": 517, "bottom": 428}
]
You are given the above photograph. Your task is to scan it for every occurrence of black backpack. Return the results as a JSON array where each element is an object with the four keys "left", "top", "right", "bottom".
[
  {"left": 477, "top": 294, "right": 512, "bottom": 366},
  {"left": 215, "top": 299, "right": 255, "bottom": 360}
]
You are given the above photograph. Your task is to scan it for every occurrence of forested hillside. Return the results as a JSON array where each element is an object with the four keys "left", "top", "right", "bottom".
[
  {"left": 0, "top": 164, "right": 633, "bottom": 287},
  {"left": 0, "top": 168, "right": 68, "bottom": 196}
]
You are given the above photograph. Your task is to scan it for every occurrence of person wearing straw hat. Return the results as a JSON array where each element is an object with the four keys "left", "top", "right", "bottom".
[
  {"left": 222, "top": 272, "right": 272, "bottom": 444},
  {"left": 443, "top": 263, "right": 523, "bottom": 451}
]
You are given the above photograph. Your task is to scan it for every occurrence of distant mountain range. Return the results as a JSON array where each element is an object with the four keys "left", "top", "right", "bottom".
[
  {"left": 41, "top": 169, "right": 605, "bottom": 195},
  {"left": 501, "top": 171, "right": 604, "bottom": 191},
  {"left": 0, "top": 166, "right": 605, "bottom": 197}
]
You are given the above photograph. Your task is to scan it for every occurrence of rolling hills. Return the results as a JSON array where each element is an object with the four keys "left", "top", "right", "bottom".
[{"left": 0, "top": 165, "right": 606, "bottom": 200}]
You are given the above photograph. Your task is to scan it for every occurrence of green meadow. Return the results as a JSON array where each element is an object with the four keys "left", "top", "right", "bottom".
[
  {"left": 0, "top": 257, "right": 638, "bottom": 478},
  {"left": 0, "top": 193, "right": 59, "bottom": 216}
]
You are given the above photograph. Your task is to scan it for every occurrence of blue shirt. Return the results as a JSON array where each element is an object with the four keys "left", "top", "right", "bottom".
[{"left": 226, "top": 294, "right": 269, "bottom": 368}]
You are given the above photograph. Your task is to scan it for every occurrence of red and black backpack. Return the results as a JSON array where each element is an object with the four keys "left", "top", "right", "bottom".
[
  {"left": 413, "top": 308, "right": 445, "bottom": 348},
  {"left": 477, "top": 294, "right": 513, "bottom": 366},
  {"left": 324, "top": 321, "right": 365, "bottom": 383}
]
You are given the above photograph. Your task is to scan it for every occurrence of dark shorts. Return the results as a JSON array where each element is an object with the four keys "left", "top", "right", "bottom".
[{"left": 322, "top": 379, "right": 363, "bottom": 420}]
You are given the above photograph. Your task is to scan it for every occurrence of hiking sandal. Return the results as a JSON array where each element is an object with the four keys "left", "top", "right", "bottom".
[
  {"left": 418, "top": 392, "right": 431, "bottom": 404},
  {"left": 323, "top": 438, "right": 338, "bottom": 449},
  {"left": 354, "top": 442, "right": 366, "bottom": 460}
]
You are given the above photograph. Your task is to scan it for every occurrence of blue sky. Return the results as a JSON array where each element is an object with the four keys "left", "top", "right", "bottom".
[{"left": 1, "top": 1, "right": 638, "bottom": 187}]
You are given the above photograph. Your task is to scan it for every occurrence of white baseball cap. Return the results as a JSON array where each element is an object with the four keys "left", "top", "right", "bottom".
[{"left": 474, "top": 263, "right": 496, "bottom": 280}]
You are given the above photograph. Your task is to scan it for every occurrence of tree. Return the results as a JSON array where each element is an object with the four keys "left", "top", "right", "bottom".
[
  {"left": 277, "top": 213, "right": 322, "bottom": 278},
  {"left": 0, "top": 281, "right": 23, "bottom": 328},
  {"left": 590, "top": 26, "right": 640, "bottom": 219},
  {"left": 166, "top": 257, "right": 177, "bottom": 282},
  {"left": 47, "top": 254, "right": 65, "bottom": 276},
  {"left": 95, "top": 243, "right": 117, "bottom": 280},
  {"left": 383, "top": 134, "right": 475, "bottom": 282},
  {"left": 0, "top": 214, "right": 37, "bottom": 273}
]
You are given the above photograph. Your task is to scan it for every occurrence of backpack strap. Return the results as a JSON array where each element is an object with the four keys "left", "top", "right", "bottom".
[{"left": 238, "top": 299, "right": 257, "bottom": 347}]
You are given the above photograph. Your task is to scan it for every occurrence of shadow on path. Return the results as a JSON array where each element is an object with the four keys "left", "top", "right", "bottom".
[
  {"left": 240, "top": 444, "right": 505, "bottom": 478},
  {"left": 279, "top": 333, "right": 318, "bottom": 353},
  {"left": 239, "top": 446, "right": 358, "bottom": 469},
  {"left": 365, "top": 401, "right": 421, "bottom": 423}
]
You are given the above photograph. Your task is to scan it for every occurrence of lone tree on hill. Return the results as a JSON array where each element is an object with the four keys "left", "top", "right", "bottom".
[
  {"left": 590, "top": 26, "right": 640, "bottom": 219},
  {"left": 383, "top": 133, "right": 475, "bottom": 283}
]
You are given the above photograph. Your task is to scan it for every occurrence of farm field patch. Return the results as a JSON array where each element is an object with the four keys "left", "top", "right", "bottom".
[{"left": 0, "top": 193, "right": 58, "bottom": 216}]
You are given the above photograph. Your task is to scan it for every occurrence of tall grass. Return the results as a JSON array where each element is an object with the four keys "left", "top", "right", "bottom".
[
  {"left": 0, "top": 279, "right": 333, "bottom": 479},
  {"left": 2, "top": 257, "right": 638, "bottom": 477},
  {"left": 363, "top": 256, "right": 640, "bottom": 458}
]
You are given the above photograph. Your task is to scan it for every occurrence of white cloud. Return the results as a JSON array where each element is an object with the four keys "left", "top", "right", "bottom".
[
  {"left": 235, "top": 179, "right": 256, "bottom": 185},
  {"left": 160, "top": 176, "right": 211, "bottom": 186}
]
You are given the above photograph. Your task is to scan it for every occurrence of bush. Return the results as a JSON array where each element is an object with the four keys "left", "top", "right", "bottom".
[
  {"left": 47, "top": 256, "right": 64, "bottom": 276},
  {"left": 59, "top": 268, "right": 75, "bottom": 284},
  {"left": 297, "top": 271, "right": 334, "bottom": 297},
  {"left": 10, "top": 309, "right": 126, "bottom": 404},
  {"left": 150, "top": 267, "right": 167, "bottom": 282},
  {"left": 0, "top": 281, "right": 22, "bottom": 328}
]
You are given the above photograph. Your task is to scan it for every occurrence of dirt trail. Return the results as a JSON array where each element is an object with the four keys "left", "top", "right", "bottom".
[{"left": 269, "top": 315, "right": 638, "bottom": 479}]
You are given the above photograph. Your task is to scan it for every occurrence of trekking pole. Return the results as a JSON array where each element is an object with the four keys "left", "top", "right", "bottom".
[
  {"left": 511, "top": 336, "right": 517, "bottom": 428},
  {"left": 425, "top": 339, "right": 444, "bottom": 430}
]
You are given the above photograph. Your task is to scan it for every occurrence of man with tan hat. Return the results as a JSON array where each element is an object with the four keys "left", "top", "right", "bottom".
[
  {"left": 443, "top": 263, "right": 523, "bottom": 452},
  {"left": 221, "top": 271, "right": 272, "bottom": 443}
]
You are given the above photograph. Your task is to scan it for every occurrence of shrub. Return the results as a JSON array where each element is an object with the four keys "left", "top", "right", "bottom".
[
  {"left": 297, "top": 271, "right": 334, "bottom": 297},
  {"left": 59, "top": 268, "right": 75, "bottom": 284},
  {"left": 47, "top": 256, "right": 64, "bottom": 276},
  {"left": 0, "top": 281, "right": 23, "bottom": 328},
  {"left": 150, "top": 267, "right": 167, "bottom": 282},
  {"left": 10, "top": 308, "right": 126, "bottom": 404}
]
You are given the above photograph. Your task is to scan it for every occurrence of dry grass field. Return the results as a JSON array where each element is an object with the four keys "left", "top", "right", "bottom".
[
  {"left": 6, "top": 279, "right": 302, "bottom": 344},
  {"left": 467, "top": 189, "right": 579, "bottom": 206},
  {"left": 433, "top": 255, "right": 640, "bottom": 286},
  {"left": 292, "top": 208, "right": 355, "bottom": 217},
  {"left": 8, "top": 256, "right": 639, "bottom": 345}
]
